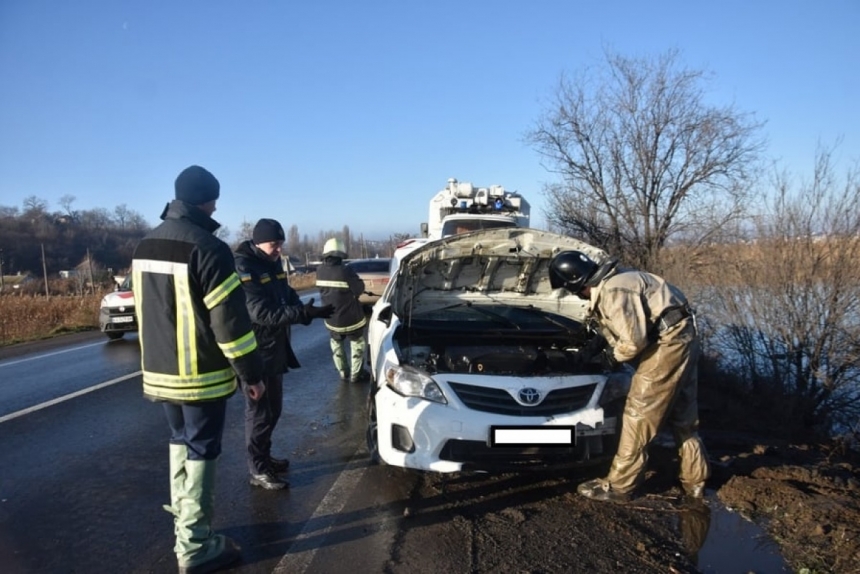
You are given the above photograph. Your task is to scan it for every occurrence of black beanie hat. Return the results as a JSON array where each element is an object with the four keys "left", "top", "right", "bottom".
[
  {"left": 174, "top": 165, "right": 220, "bottom": 205},
  {"left": 253, "top": 218, "right": 286, "bottom": 244}
]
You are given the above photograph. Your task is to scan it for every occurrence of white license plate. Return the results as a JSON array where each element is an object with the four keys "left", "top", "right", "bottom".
[
  {"left": 111, "top": 316, "right": 134, "bottom": 324},
  {"left": 489, "top": 426, "right": 575, "bottom": 447}
]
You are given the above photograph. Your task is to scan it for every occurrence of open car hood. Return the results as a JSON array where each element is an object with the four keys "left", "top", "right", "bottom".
[{"left": 392, "top": 228, "right": 609, "bottom": 321}]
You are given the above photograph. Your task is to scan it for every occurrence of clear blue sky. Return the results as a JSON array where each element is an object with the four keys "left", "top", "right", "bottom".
[{"left": 2, "top": 1, "right": 858, "bottom": 240}]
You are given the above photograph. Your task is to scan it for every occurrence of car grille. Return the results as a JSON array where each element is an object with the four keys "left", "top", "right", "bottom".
[
  {"left": 106, "top": 306, "right": 135, "bottom": 316},
  {"left": 448, "top": 382, "right": 597, "bottom": 416}
]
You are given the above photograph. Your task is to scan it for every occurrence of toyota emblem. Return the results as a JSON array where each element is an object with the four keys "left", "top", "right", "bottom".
[{"left": 518, "top": 387, "right": 541, "bottom": 405}]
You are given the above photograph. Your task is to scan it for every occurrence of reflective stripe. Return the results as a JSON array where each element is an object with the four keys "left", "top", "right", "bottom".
[
  {"left": 133, "top": 268, "right": 145, "bottom": 366},
  {"left": 276, "top": 272, "right": 286, "bottom": 280},
  {"left": 142, "top": 369, "right": 237, "bottom": 401},
  {"left": 204, "top": 273, "right": 240, "bottom": 310},
  {"left": 325, "top": 316, "right": 367, "bottom": 333},
  {"left": 175, "top": 272, "right": 195, "bottom": 376},
  {"left": 316, "top": 279, "right": 350, "bottom": 289},
  {"left": 134, "top": 258, "right": 188, "bottom": 275},
  {"left": 218, "top": 330, "right": 258, "bottom": 359}
]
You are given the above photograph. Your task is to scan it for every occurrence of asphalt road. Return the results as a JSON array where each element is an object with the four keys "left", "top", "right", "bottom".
[{"left": 0, "top": 306, "right": 418, "bottom": 574}]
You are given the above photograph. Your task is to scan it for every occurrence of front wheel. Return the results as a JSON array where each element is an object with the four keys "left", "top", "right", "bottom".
[{"left": 366, "top": 394, "right": 383, "bottom": 465}]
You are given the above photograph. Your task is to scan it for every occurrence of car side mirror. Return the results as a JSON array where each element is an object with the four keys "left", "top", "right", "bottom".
[{"left": 377, "top": 305, "right": 393, "bottom": 327}]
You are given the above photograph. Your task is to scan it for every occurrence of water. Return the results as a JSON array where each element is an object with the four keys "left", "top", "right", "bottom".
[{"left": 685, "top": 493, "right": 791, "bottom": 573}]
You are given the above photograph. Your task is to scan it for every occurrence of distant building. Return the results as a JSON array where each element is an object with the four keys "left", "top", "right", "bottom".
[{"left": 1, "top": 272, "right": 35, "bottom": 291}]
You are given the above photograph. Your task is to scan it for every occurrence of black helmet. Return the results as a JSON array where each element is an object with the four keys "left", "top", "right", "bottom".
[{"left": 549, "top": 250, "right": 598, "bottom": 292}]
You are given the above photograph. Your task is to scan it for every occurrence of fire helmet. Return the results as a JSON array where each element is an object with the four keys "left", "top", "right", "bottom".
[
  {"left": 322, "top": 237, "right": 347, "bottom": 259},
  {"left": 548, "top": 250, "right": 598, "bottom": 293}
]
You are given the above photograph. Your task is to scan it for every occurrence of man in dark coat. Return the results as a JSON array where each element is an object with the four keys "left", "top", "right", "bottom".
[
  {"left": 234, "top": 218, "right": 332, "bottom": 490},
  {"left": 133, "top": 165, "right": 265, "bottom": 573}
]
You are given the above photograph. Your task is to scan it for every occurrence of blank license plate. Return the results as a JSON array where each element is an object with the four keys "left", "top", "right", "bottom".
[{"left": 489, "top": 426, "right": 575, "bottom": 447}]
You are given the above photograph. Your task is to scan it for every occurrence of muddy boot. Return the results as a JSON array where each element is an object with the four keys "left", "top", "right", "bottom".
[
  {"left": 175, "top": 458, "right": 241, "bottom": 573},
  {"left": 577, "top": 478, "right": 632, "bottom": 503},
  {"left": 681, "top": 481, "right": 706, "bottom": 499}
]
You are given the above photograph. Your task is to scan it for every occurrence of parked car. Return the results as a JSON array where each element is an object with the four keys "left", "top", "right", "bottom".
[
  {"left": 365, "top": 228, "right": 632, "bottom": 473},
  {"left": 345, "top": 258, "right": 392, "bottom": 310},
  {"left": 99, "top": 274, "right": 136, "bottom": 340}
]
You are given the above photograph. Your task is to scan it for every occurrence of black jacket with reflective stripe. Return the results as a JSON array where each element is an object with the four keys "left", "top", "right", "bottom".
[
  {"left": 315, "top": 259, "right": 366, "bottom": 333},
  {"left": 234, "top": 240, "right": 307, "bottom": 376},
  {"left": 132, "top": 200, "right": 263, "bottom": 402}
]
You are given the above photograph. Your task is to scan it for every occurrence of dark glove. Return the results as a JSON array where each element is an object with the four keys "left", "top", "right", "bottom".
[
  {"left": 303, "top": 297, "right": 334, "bottom": 321},
  {"left": 567, "top": 334, "right": 608, "bottom": 368}
]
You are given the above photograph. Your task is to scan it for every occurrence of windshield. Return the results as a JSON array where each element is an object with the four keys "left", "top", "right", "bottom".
[{"left": 441, "top": 219, "right": 517, "bottom": 237}]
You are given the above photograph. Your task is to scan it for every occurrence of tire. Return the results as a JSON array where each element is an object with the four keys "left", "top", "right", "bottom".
[{"left": 366, "top": 393, "right": 383, "bottom": 465}]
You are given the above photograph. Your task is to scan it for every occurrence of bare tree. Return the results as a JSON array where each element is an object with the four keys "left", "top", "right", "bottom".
[
  {"left": 59, "top": 195, "right": 78, "bottom": 219},
  {"left": 214, "top": 225, "right": 231, "bottom": 241},
  {"left": 23, "top": 196, "right": 49, "bottom": 218},
  {"left": 114, "top": 204, "right": 130, "bottom": 229},
  {"left": 527, "top": 48, "right": 765, "bottom": 271},
  {"left": 702, "top": 147, "right": 860, "bottom": 434}
]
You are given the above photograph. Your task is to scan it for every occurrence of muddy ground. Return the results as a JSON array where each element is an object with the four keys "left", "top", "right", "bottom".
[
  {"left": 701, "top": 385, "right": 860, "bottom": 574},
  {"left": 387, "top": 383, "right": 860, "bottom": 574}
]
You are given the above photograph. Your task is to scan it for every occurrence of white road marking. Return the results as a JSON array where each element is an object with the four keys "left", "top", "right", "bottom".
[
  {"left": 0, "top": 371, "right": 140, "bottom": 424},
  {"left": 0, "top": 341, "right": 105, "bottom": 368},
  {"left": 272, "top": 448, "right": 367, "bottom": 573}
]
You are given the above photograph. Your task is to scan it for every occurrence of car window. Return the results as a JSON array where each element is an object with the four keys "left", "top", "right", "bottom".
[
  {"left": 347, "top": 259, "right": 391, "bottom": 273},
  {"left": 441, "top": 219, "right": 517, "bottom": 236}
]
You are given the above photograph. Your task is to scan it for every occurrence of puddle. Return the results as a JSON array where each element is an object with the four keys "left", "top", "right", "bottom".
[{"left": 683, "top": 492, "right": 791, "bottom": 573}]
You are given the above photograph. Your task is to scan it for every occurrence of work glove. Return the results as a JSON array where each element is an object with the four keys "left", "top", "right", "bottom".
[
  {"left": 303, "top": 298, "right": 334, "bottom": 322},
  {"left": 567, "top": 334, "right": 608, "bottom": 368}
]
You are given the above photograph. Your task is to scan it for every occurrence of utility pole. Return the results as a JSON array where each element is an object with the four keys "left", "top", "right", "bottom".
[
  {"left": 86, "top": 248, "right": 95, "bottom": 295},
  {"left": 41, "top": 243, "right": 50, "bottom": 299}
]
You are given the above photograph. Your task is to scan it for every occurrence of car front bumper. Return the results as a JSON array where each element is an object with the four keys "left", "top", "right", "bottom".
[{"left": 373, "top": 374, "right": 616, "bottom": 473}]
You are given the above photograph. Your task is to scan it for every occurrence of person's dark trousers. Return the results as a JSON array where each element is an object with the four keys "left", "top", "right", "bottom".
[
  {"left": 245, "top": 373, "right": 284, "bottom": 474},
  {"left": 163, "top": 399, "right": 228, "bottom": 460}
]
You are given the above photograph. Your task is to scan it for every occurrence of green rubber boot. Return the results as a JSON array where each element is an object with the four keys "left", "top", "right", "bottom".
[
  {"left": 349, "top": 337, "right": 367, "bottom": 382},
  {"left": 163, "top": 444, "right": 187, "bottom": 539},
  {"left": 330, "top": 337, "right": 348, "bottom": 380},
  {"left": 174, "top": 456, "right": 240, "bottom": 574}
]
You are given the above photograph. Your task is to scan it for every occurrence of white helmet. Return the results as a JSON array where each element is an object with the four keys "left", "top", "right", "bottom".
[{"left": 323, "top": 237, "right": 347, "bottom": 258}]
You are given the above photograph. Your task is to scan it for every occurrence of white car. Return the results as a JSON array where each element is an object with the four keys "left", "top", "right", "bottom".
[
  {"left": 366, "top": 228, "right": 632, "bottom": 473},
  {"left": 99, "top": 275, "right": 137, "bottom": 340}
]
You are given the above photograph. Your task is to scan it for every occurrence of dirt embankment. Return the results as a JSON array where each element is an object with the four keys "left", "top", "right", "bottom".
[{"left": 697, "top": 383, "right": 860, "bottom": 573}]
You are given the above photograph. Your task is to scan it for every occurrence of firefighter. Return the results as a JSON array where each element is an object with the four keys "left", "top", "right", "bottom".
[
  {"left": 233, "top": 218, "right": 332, "bottom": 490},
  {"left": 133, "top": 165, "right": 265, "bottom": 573},
  {"left": 315, "top": 237, "right": 370, "bottom": 383},
  {"left": 548, "top": 250, "right": 710, "bottom": 503}
]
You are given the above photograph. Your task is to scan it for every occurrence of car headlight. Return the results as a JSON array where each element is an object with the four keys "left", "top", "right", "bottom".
[
  {"left": 598, "top": 368, "right": 633, "bottom": 407},
  {"left": 383, "top": 360, "right": 447, "bottom": 404}
]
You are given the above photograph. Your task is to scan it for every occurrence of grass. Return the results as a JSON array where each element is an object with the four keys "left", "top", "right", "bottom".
[{"left": 0, "top": 273, "right": 319, "bottom": 347}]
